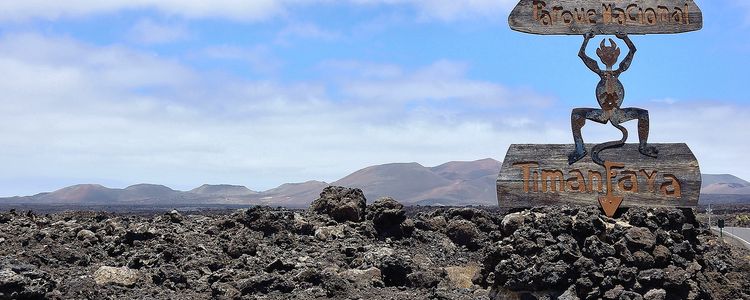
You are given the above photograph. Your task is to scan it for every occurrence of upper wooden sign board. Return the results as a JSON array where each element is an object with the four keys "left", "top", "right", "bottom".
[{"left": 508, "top": 0, "right": 703, "bottom": 35}]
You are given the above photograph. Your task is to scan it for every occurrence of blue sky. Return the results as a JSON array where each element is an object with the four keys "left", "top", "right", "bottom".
[{"left": 0, "top": 0, "right": 748, "bottom": 196}]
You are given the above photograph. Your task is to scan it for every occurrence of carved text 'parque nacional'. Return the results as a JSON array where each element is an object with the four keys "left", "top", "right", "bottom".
[{"left": 508, "top": 0, "right": 703, "bottom": 35}]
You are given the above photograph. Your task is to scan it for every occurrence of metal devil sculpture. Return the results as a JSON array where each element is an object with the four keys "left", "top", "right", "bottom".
[{"left": 568, "top": 32, "right": 658, "bottom": 167}]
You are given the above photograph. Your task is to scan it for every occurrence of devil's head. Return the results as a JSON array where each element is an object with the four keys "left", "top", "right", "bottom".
[{"left": 596, "top": 39, "right": 620, "bottom": 70}]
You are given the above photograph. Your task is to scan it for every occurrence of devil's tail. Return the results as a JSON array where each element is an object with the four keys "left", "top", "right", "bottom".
[{"left": 591, "top": 123, "right": 628, "bottom": 166}]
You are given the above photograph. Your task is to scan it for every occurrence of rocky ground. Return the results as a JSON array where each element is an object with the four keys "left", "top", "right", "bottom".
[{"left": 0, "top": 186, "right": 748, "bottom": 299}]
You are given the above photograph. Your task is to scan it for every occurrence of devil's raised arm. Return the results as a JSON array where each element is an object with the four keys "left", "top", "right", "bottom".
[
  {"left": 579, "top": 33, "right": 601, "bottom": 75},
  {"left": 617, "top": 34, "right": 636, "bottom": 73}
]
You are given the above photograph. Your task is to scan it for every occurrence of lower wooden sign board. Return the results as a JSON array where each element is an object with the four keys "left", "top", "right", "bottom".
[{"left": 496, "top": 143, "right": 700, "bottom": 210}]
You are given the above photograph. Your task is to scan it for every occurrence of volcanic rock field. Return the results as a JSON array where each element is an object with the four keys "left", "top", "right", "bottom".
[{"left": 0, "top": 186, "right": 748, "bottom": 299}]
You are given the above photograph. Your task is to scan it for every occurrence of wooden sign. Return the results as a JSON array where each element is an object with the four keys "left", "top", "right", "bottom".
[
  {"left": 496, "top": 143, "right": 701, "bottom": 210},
  {"left": 508, "top": 0, "right": 703, "bottom": 35}
]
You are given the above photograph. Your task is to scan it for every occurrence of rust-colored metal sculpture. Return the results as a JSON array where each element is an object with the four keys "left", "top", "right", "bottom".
[{"left": 567, "top": 32, "right": 658, "bottom": 167}]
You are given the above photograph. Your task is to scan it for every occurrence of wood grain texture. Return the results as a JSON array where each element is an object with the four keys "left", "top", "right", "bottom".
[
  {"left": 509, "top": 0, "right": 703, "bottom": 35},
  {"left": 497, "top": 143, "right": 701, "bottom": 208}
]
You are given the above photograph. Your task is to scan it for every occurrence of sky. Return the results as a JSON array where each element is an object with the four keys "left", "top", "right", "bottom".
[{"left": 0, "top": 0, "right": 748, "bottom": 196}]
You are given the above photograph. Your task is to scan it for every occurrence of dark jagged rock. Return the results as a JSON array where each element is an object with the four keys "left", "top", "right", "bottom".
[
  {"left": 264, "top": 259, "right": 295, "bottom": 274},
  {"left": 237, "top": 274, "right": 294, "bottom": 295},
  {"left": 446, "top": 219, "right": 481, "bottom": 251},
  {"left": 379, "top": 255, "right": 412, "bottom": 287},
  {"left": 0, "top": 259, "right": 55, "bottom": 299},
  {"left": 367, "top": 197, "right": 408, "bottom": 239},
  {"left": 309, "top": 186, "right": 367, "bottom": 223},
  {"left": 479, "top": 206, "right": 750, "bottom": 300},
  {"left": 223, "top": 234, "right": 258, "bottom": 258},
  {"left": 234, "top": 206, "right": 294, "bottom": 236},
  {"left": 625, "top": 227, "right": 656, "bottom": 250}
]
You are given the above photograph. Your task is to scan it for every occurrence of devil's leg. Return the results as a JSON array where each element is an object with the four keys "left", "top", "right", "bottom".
[
  {"left": 618, "top": 108, "right": 658, "bottom": 158},
  {"left": 569, "top": 108, "right": 608, "bottom": 164}
]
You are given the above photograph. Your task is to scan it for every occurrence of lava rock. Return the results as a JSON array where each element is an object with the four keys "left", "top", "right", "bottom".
[
  {"left": 501, "top": 212, "right": 525, "bottom": 235},
  {"left": 320, "top": 269, "right": 352, "bottom": 297},
  {"left": 309, "top": 186, "right": 367, "bottom": 223},
  {"left": 93, "top": 266, "right": 141, "bottom": 287},
  {"left": 265, "top": 259, "right": 295, "bottom": 274},
  {"left": 367, "top": 197, "right": 408, "bottom": 239},
  {"left": 0, "top": 201, "right": 747, "bottom": 300},
  {"left": 637, "top": 269, "right": 664, "bottom": 287},
  {"left": 235, "top": 207, "right": 292, "bottom": 236},
  {"left": 314, "top": 225, "right": 345, "bottom": 241},
  {"left": 427, "top": 216, "right": 448, "bottom": 232},
  {"left": 625, "top": 227, "right": 656, "bottom": 250},
  {"left": 643, "top": 288, "right": 666, "bottom": 300},
  {"left": 619, "top": 291, "right": 644, "bottom": 300},
  {"left": 339, "top": 267, "right": 382, "bottom": 286},
  {"left": 76, "top": 229, "right": 97, "bottom": 243},
  {"left": 652, "top": 245, "right": 671, "bottom": 267},
  {"left": 406, "top": 270, "right": 440, "bottom": 289},
  {"left": 631, "top": 251, "right": 655, "bottom": 269},
  {"left": 224, "top": 234, "right": 258, "bottom": 258},
  {"left": 446, "top": 219, "right": 481, "bottom": 251},
  {"left": 583, "top": 235, "right": 615, "bottom": 259},
  {"left": 237, "top": 274, "right": 294, "bottom": 295},
  {"left": 443, "top": 264, "right": 480, "bottom": 289},
  {"left": 0, "top": 262, "right": 55, "bottom": 299},
  {"left": 167, "top": 209, "right": 183, "bottom": 223},
  {"left": 379, "top": 256, "right": 412, "bottom": 287}
]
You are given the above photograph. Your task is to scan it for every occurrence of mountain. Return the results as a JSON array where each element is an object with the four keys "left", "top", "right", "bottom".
[
  {"left": 701, "top": 183, "right": 750, "bottom": 195},
  {"left": 259, "top": 181, "right": 329, "bottom": 207},
  {"left": 333, "top": 159, "right": 501, "bottom": 206},
  {"left": 36, "top": 184, "right": 118, "bottom": 204},
  {"left": 701, "top": 174, "right": 750, "bottom": 187},
  {"left": 333, "top": 162, "right": 452, "bottom": 203},
  {"left": 698, "top": 174, "right": 750, "bottom": 205},
  {"left": 700, "top": 174, "right": 750, "bottom": 195},
  {"left": 3, "top": 160, "right": 750, "bottom": 207},
  {"left": 190, "top": 184, "right": 258, "bottom": 196}
]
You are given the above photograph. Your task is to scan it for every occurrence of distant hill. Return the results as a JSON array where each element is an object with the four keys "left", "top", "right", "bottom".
[
  {"left": 701, "top": 174, "right": 750, "bottom": 195},
  {"left": 2, "top": 160, "right": 750, "bottom": 207},
  {"left": 37, "top": 184, "right": 118, "bottom": 204},
  {"left": 190, "top": 184, "right": 258, "bottom": 196},
  {"left": 258, "top": 181, "right": 329, "bottom": 207},
  {"left": 698, "top": 174, "right": 750, "bottom": 205},
  {"left": 333, "top": 162, "right": 453, "bottom": 204},
  {"left": 333, "top": 158, "right": 500, "bottom": 206},
  {"left": 701, "top": 174, "right": 750, "bottom": 187}
]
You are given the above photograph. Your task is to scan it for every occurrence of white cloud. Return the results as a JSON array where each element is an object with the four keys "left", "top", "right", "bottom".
[
  {"left": 324, "top": 60, "right": 554, "bottom": 109},
  {"left": 0, "top": 0, "right": 283, "bottom": 22},
  {"left": 648, "top": 101, "right": 750, "bottom": 180},
  {"left": 276, "top": 22, "right": 340, "bottom": 43},
  {"left": 128, "top": 19, "right": 190, "bottom": 44},
  {"left": 0, "top": 0, "right": 516, "bottom": 22},
  {"left": 0, "top": 33, "right": 551, "bottom": 196},
  {"left": 1, "top": 33, "right": 748, "bottom": 198},
  {"left": 199, "top": 45, "right": 283, "bottom": 75},
  {"left": 349, "top": 0, "right": 517, "bottom": 21}
]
